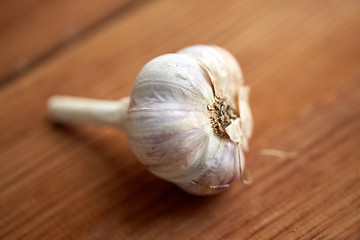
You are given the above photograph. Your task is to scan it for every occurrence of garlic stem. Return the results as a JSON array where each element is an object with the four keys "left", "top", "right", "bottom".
[{"left": 47, "top": 96, "right": 130, "bottom": 130}]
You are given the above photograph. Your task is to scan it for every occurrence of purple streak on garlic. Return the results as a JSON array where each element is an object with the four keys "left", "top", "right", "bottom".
[{"left": 47, "top": 45, "right": 253, "bottom": 196}]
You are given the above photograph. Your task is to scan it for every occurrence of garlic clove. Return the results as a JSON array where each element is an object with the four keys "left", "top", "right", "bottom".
[
  {"left": 130, "top": 54, "right": 215, "bottom": 105},
  {"left": 178, "top": 45, "right": 243, "bottom": 109},
  {"left": 126, "top": 53, "right": 214, "bottom": 180},
  {"left": 176, "top": 138, "right": 243, "bottom": 195}
]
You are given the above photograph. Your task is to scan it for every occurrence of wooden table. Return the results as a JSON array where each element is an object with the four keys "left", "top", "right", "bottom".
[{"left": 1, "top": 0, "right": 359, "bottom": 239}]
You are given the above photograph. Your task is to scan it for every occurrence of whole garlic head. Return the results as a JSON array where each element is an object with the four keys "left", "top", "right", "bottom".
[{"left": 126, "top": 45, "right": 253, "bottom": 195}]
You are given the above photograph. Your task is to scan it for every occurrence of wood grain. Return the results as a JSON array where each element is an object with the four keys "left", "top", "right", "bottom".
[
  {"left": 0, "top": 0, "right": 359, "bottom": 239},
  {"left": 0, "top": 0, "right": 135, "bottom": 84}
]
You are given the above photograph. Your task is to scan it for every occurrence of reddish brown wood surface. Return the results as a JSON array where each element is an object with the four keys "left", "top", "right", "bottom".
[
  {"left": 0, "top": 0, "right": 133, "bottom": 83},
  {"left": 0, "top": 0, "right": 359, "bottom": 239}
]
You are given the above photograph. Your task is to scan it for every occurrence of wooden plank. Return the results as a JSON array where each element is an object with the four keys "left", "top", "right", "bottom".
[
  {"left": 0, "top": 0, "right": 135, "bottom": 84},
  {"left": 0, "top": 0, "right": 359, "bottom": 239}
]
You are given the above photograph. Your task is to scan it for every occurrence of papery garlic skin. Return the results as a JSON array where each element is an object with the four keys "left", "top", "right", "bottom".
[
  {"left": 47, "top": 45, "right": 252, "bottom": 196},
  {"left": 126, "top": 45, "right": 252, "bottom": 195}
]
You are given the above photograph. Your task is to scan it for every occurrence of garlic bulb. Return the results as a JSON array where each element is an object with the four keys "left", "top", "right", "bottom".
[{"left": 48, "top": 45, "right": 253, "bottom": 195}]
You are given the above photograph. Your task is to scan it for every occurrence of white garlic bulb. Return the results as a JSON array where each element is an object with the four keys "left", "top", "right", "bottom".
[{"left": 48, "top": 45, "right": 253, "bottom": 195}]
